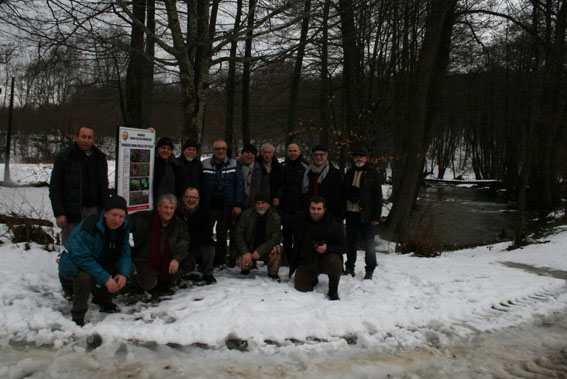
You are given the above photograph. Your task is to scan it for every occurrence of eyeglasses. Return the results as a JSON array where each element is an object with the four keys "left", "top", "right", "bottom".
[
  {"left": 214, "top": 147, "right": 227, "bottom": 151},
  {"left": 313, "top": 153, "right": 326, "bottom": 157},
  {"left": 183, "top": 195, "right": 199, "bottom": 200}
]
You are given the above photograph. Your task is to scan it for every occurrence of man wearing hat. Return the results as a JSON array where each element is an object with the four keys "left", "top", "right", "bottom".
[
  {"left": 175, "top": 139, "right": 202, "bottom": 198},
  {"left": 154, "top": 136, "right": 179, "bottom": 205},
  {"left": 238, "top": 143, "right": 270, "bottom": 208},
  {"left": 58, "top": 195, "right": 132, "bottom": 326},
  {"left": 343, "top": 145, "right": 383, "bottom": 280},
  {"left": 302, "top": 145, "right": 344, "bottom": 220},
  {"left": 233, "top": 192, "right": 283, "bottom": 281}
]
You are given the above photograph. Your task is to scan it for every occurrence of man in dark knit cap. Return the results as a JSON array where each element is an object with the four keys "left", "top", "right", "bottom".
[
  {"left": 238, "top": 143, "right": 270, "bottom": 209},
  {"left": 58, "top": 195, "right": 131, "bottom": 326},
  {"left": 153, "top": 136, "right": 178, "bottom": 205},
  {"left": 175, "top": 139, "right": 202, "bottom": 198},
  {"left": 233, "top": 192, "right": 283, "bottom": 281}
]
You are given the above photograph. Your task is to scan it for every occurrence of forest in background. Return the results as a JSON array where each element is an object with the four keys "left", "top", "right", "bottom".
[{"left": 0, "top": 0, "right": 565, "bottom": 246}]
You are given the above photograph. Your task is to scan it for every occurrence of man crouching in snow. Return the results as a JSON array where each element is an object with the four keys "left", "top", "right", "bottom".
[
  {"left": 58, "top": 196, "right": 131, "bottom": 326},
  {"left": 289, "top": 196, "right": 347, "bottom": 300},
  {"left": 128, "top": 194, "right": 189, "bottom": 294}
]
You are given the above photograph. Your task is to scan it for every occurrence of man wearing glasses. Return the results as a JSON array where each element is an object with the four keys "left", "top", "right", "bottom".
[
  {"left": 201, "top": 140, "right": 245, "bottom": 266},
  {"left": 301, "top": 145, "right": 344, "bottom": 220},
  {"left": 177, "top": 187, "right": 216, "bottom": 284}
]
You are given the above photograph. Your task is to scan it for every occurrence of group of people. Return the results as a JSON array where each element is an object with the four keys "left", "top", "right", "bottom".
[{"left": 51, "top": 126, "right": 383, "bottom": 326}]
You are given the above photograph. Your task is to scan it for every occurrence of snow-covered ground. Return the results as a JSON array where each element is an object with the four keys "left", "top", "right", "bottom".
[{"left": 0, "top": 164, "right": 566, "bottom": 378}]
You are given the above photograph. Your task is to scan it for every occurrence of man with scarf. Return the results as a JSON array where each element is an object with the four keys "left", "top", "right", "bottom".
[
  {"left": 343, "top": 146, "right": 383, "bottom": 280},
  {"left": 153, "top": 137, "right": 179, "bottom": 205},
  {"left": 258, "top": 143, "right": 283, "bottom": 207},
  {"left": 50, "top": 125, "right": 109, "bottom": 245},
  {"left": 129, "top": 194, "right": 189, "bottom": 292},
  {"left": 302, "top": 145, "right": 344, "bottom": 220},
  {"left": 289, "top": 196, "right": 347, "bottom": 300},
  {"left": 58, "top": 196, "right": 131, "bottom": 326}
]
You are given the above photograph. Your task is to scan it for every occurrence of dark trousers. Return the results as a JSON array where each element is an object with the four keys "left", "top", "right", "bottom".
[
  {"left": 210, "top": 209, "right": 230, "bottom": 265},
  {"left": 133, "top": 262, "right": 184, "bottom": 291},
  {"left": 60, "top": 269, "right": 115, "bottom": 319},
  {"left": 180, "top": 244, "right": 215, "bottom": 276},
  {"left": 281, "top": 215, "right": 294, "bottom": 266},
  {"left": 294, "top": 254, "right": 342, "bottom": 294},
  {"left": 345, "top": 211, "right": 377, "bottom": 273}
]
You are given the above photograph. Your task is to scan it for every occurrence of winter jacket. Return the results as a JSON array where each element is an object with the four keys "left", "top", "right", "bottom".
[
  {"left": 58, "top": 212, "right": 131, "bottom": 285},
  {"left": 175, "top": 156, "right": 202, "bottom": 198},
  {"left": 304, "top": 163, "right": 344, "bottom": 220},
  {"left": 128, "top": 210, "right": 190, "bottom": 265},
  {"left": 176, "top": 205, "right": 214, "bottom": 251},
  {"left": 153, "top": 156, "right": 179, "bottom": 203},
  {"left": 239, "top": 159, "right": 270, "bottom": 209},
  {"left": 289, "top": 209, "right": 347, "bottom": 276},
  {"left": 233, "top": 207, "right": 282, "bottom": 260},
  {"left": 49, "top": 143, "right": 109, "bottom": 223},
  {"left": 343, "top": 164, "right": 383, "bottom": 223},
  {"left": 201, "top": 156, "right": 245, "bottom": 212},
  {"left": 279, "top": 155, "right": 309, "bottom": 214},
  {"left": 257, "top": 156, "right": 283, "bottom": 204}
]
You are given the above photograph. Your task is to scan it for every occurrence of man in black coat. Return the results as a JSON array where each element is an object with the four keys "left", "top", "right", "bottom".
[
  {"left": 50, "top": 125, "right": 109, "bottom": 245},
  {"left": 258, "top": 142, "right": 283, "bottom": 207},
  {"left": 343, "top": 146, "right": 383, "bottom": 280},
  {"left": 278, "top": 143, "right": 309, "bottom": 261},
  {"left": 302, "top": 145, "right": 344, "bottom": 220},
  {"left": 177, "top": 186, "right": 216, "bottom": 284},
  {"left": 290, "top": 196, "right": 347, "bottom": 300},
  {"left": 175, "top": 139, "right": 202, "bottom": 198},
  {"left": 153, "top": 136, "right": 178, "bottom": 205}
]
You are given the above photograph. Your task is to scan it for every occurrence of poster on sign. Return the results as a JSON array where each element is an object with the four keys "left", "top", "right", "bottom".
[{"left": 116, "top": 127, "right": 155, "bottom": 212}]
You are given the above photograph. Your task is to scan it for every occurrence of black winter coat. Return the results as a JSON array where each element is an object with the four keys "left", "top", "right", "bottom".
[
  {"left": 176, "top": 205, "right": 214, "bottom": 251},
  {"left": 279, "top": 155, "right": 309, "bottom": 214},
  {"left": 343, "top": 164, "right": 383, "bottom": 223},
  {"left": 304, "top": 163, "right": 344, "bottom": 220},
  {"left": 256, "top": 156, "right": 283, "bottom": 204},
  {"left": 153, "top": 156, "right": 178, "bottom": 202},
  {"left": 289, "top": 210, "right": 347, "bottom": 276},
  {"left": 49, "top": 143, "right": 109, "bottom": 223},
  {"left": 175, "top": 156, "right": 202, "bottom": 198}
]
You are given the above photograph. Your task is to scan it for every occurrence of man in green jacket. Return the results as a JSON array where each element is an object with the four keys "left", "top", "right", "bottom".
[{"left": 233, "top": 192, "right": 282, "bottom": 281}]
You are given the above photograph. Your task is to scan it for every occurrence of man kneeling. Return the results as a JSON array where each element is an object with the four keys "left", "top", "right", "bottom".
[
  {"left": 233, "top": 192, "right": 282, "bottom": 281},
  {"left": 129, "top": 194, "right": 189, "bottom": 293},
  {"left": 58, "top": 196, "right": 131, "bottom": 326},
  {"left": 290, "top": 196, "right": 347, "bottom": 300}
]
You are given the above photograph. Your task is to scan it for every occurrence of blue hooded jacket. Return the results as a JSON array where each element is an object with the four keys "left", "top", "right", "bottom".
[{"left": 58, "top": 212, "right": 132, "bottom": 285}]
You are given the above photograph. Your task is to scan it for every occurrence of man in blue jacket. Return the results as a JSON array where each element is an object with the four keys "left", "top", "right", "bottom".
[{"left": 58, "top": 196, "right": 131, "bottom": 327}]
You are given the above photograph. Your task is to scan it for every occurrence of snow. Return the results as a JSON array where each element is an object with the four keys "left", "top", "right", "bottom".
[{"left": 0, "top": 164, "right": 566, "bottom": 378}]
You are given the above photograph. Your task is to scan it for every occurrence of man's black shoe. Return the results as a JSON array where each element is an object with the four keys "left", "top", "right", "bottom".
[
  {"left": 204, "top": 275, "right": 217, "bottom": 284},
  {"left": 72, "top": 312, "right": 85, "bottom": 327},
  {"left": 342, "top": 269, "right": 355, "bottom": 277},
  {"left": 327, "top": 291, "right": 340, "bottom": 301},
  {"left": 240, "top": 269, "right": 251, "bottom": 275},
  {"left": 92, "top": 298, "right": 120, "bottom": 313},
  {"left": 268, "top": 273, "right": 281, "bottom": 282}
]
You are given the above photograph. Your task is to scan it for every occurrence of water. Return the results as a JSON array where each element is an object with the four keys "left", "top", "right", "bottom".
[{"left": 409, "top": 183, "right": 519, "bottom": 248}]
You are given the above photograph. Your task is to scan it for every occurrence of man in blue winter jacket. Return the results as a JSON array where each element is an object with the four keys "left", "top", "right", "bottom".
[{"left": 58, "top": 196, "right": 131, "bottom": 327}]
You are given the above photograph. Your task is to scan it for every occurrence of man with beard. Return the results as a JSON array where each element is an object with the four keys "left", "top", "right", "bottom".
[
  {"left": 129, "top": 194, "right": 189, "bottom": 292},
  {"left": 343, "top": 146, "right": 383, "bottom": 279},
  {"left": 175, "top": 139, "right": 202, "bottom": 198},
  {"left": 302, "top": 145, "right": 343, "bottom": 220},
  {"left": 290, "top": 196, "right": 347, "bottom": 300},
  {"left": 50, "top": 125, "right": 109, "bottom": 245},
  {"left": 233, "top": 192, "right": 283, "bottom": 281}
]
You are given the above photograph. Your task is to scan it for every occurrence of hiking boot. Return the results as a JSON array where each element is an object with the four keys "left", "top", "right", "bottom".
[
  {"left": 327, "top": 291, "right": 340, "bottom": 301},
  {"left": 240, "top": 269, "right": 251, "bottom": 275},
  {"left": 71, "top": 312, "right": 85, "bottom": 327},
  {"left": 204, "top": 275, "right": 217, "bottom": 284},
  {"left": 363, "top": 272, "right": 373, "bottom": 280},
  {"left": 93, "top": 298, "right": 120, "bottom": 313},
  {"left": 342, "top": 269, "right": 355, "bottom": 277},
  {"left": 268, "top": 273, "right": 281, "bottom": 283}
]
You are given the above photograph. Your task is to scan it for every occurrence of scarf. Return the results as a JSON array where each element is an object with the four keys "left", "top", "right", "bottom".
[
  {"left": 302, "top": 161, "right": 330, "bottom": 194},
  {"left": 147, "top": 211, "right": 174, "bottom": 282}
]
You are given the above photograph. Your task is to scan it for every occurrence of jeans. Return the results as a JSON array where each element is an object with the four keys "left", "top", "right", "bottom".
[{"left": 345, "top": 211, "right": 376, "bottom": 273}]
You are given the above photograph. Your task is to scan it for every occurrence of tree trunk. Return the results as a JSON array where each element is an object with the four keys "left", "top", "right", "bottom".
[
  {"left": 225, "top": 0, "right": 243, "bottom": 151},
  {"left": 125, "top": 0, "right": 147, "bottom": 128},
  {"left": 386, "top": 0, "right": 457, "bottom": 242},
  {"left": 241, "top": 0, "right": 256, "bottom": 145},
  {"left": 318, "top": 0, "right": 331, "bottom": 147}
]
